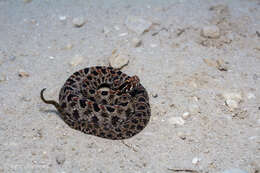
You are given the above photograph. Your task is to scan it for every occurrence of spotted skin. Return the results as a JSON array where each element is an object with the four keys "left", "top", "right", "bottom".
[{"left": 40, "top": 66, "right": 151, "bottom": 140}]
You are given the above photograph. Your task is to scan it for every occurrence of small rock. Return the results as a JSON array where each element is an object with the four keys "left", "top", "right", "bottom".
[
  {"left": 63, "top": 43, "right": 73, "bottom": 50},
  {"left": 56, "top": 153, "right": 66, "bottom": 165},
  {"left": 69, "top": 54, "right": 84, "bottom": 66},
  {"left": 216, "top": 58, "right": 228, "bottom": 71},
  {"left": 177, "top": 132, "right": 186, "bottom": 140},
  {"left": 223, "top": 92, "right": 242, "bottom": 110},
  {"left": 9, "top": 55, "right": 16, "bottom": 61},
  {"left": 201, "top": 25, "right": 220, "bottom": 39},
  {"left": 152, "top": 93, "right": 158, "bottom": 98},
  {"left": 223, "top": 92, "right": 243, "bottom": 101},
  {"left": 125, "top": 16, "right": 152, "bottom": 35},
  {"left": 168, "top": 117, "right": 185, "bottom": 125},
  {"left": 49, "top": 56, "right": 54, "bottom": 60},
  {"left": 59, "top": 16, "right": 67, "bottom": 24},
  {"left": 203, "top": 58, "right": 228, "bottom": 71},
  {"left": 118, "top": 33, "right": 128, "bottom": 37},
  {"left": 222, "top": 168, "right": 248, "bottom": 173},
  {"left": 150, "top": 44, "right": 157, "bottom": 48},
  {"left": 182, "top": 112, "right": 190, "bottom": 119},
  {"left": 114, "top": 26, "right": 120, "bottom": 31},
  {"left": 109, "top": 49, "right": 129, "bottom": 69},
  {"left": 192, "top": 157, "right": 201, "bottom": 165},
  {"left": 247, "top": 93, "right": 255, "bottom": 99},
  {"left": 72, "top": 17, "right": 86, "bottom": 28},
  {"left": 59, "top": 16, "right": 67, "bottom": 22},
  {"left": 203, "top": 58, "right": 217, "bottom": 67},
  {"left": 256, "top": 31, "right": 260, "bottom": 37},
  {"left": 253, "top": 74, "right": 260, "bottom": 80},
  {"left": 21, "top": 96, "right": 31, "bottom": 102},
  {"left": 102, "top": 27, "right": 110, "bottom": 34},
  {"left": 18, "top": 70, "right": 30, "bottom": 78},
  {"left": 189, "top": 104, "right": 200, "bottom": 114},
  {"left": 0, "top": 75, "right": 7, "bottom": 82},
  {"left": 132, "top": 37, "right": 142, "bottom": 47},
  {"left": 30, "top": 19, "right": 37, "bottom": 25},
  {"left": 225, "top": 99, "right": 239, "bottom": 109}
]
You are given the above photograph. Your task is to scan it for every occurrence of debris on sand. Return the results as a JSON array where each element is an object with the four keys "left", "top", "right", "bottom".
[
  {"left": 109, "top": 49, "right": 129, "bottom": 69},
  {"left": 201, "top": 25, "right": 220, "bottom": 39},
  {"left": 125, "top": 16, "right": 152, "bottom": 35},
  {"left": 72, "top": 16, "right": 86, "bottom": 28}
]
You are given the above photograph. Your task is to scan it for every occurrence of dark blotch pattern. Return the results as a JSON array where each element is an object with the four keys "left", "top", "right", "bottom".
[
  {"left": 106, "top": 106, "right": 115, "bottom": 112},
  {"left": 49, "top": 66, "right": 151, "bottom": 140},
  {"left": 111, "top": 116, "right": 120, "bottom": 126},
  {"left": 79, "top": 100, "right": 86, "bottom": 108},
  {"left": 84, "top": 68, "right": 89, "bottom": 74},
  {"left": 73, "top": 110, "right": 79, "bottom": 119},
  {"left": 92, "top": 116, "right": 99, "bottom": 123},
  {"left": 93, "top": 103, "right": 100, "bottom": 112}
]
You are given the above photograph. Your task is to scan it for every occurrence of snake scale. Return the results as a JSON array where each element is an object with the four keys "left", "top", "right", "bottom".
[{"left": 40, "top": 66, "right": 151, "bottom": 140}]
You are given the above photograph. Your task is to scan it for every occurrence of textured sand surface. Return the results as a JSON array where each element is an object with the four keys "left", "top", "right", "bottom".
[{"left": 0, "top": 0, "right": 259, "bottom": 172}]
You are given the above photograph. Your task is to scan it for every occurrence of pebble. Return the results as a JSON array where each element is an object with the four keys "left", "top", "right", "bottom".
[
  {"left": 222, "top": 168, "right": 248, "bottom": 173},
  {"left": 225, "top": 99, "right": 238, "bottom": 109},
  {"left": 223, "top": 92, "right": 243, "bottom": 101},
  {"left": 203, "top": 58, "right": 228, "bottom": 71},
  {"left": 56, "top": 153, "right": 66, "bottom": 165},
  {"left": 18, "top": 70, "right": 30, "bottom": 78},
  {"left": 109, "top": 49, "right": 129, "bottom": 69},
  {"left": 177, "top": 132, "right": 186, "bottom": 140},
  {"left": 59, "top": 16, "right": 67, "bottom": 24},
  {"left": 168, "top": 117, "right": 185, "bottom": 125},
  {"left": 201, "top": 25, "right": 220, "bottom": 39},
  {"left": 9, "top": 55, "right": 16, "bottom": 61},
  {"left": 192, "top": 157, "right": 201, "bottom": 165},
  {"left": 59, "top": 16, "right": 67, "bottom": 22},
  {"left": 69, "top": 54, "right": 84, "bottom": 66},
  {"left": 189, "top": 104, "right": 200, "bottom": 114},
  {"left": 114, "top": 26, "right": 120, "bottom": 31},
  {"left": 150, "top": 44, "right": 157, "bottom": 48},
  {"left": 247, "top": 93, "right": 255, "bottom": 99},
  {"left": 223, "top": 92, "right": 242, "bottom": 110},
  {"left": 151, "top": 93, "right": 158, "bottom": 98},
  {"left": 253, "top": 74, "right": 260, "bottom": 80},
  {"left": 63, "top": 43, "right": 73, "bottom": 50},
  {"left": 102, "top": 27, "right": 110, "bottom": 34},
  {"left": 132, "top": 37, "right": 142, "bottom": 47},
  {"left": 0, "top": 75, "right": 7, "bottom": 82},
  {"left": 203, "top": 58, "right": 217, "bottom": 67},
  {"left": 182, "top": 112, "right": 190, "bottom": 119},
  {"left": 72, "top": 17, "right": 86, "bottom": 28},
  {"left": 256, "top": 31, "right": 260, "bottom": 37},
  {"left": 21, "top": 96, "right": 31, "bottom": 102},
  {"left": 216, "top": 58, "right": 228, "bottom": 71},
  {"left": 125, "top": 16, "right": 152, "bottom": 35},
  {"left": 118, "top": 33, "right": 128, "bottom": 37}
]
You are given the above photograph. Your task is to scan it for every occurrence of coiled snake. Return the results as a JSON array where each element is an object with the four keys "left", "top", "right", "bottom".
[{"left": 40, "top": 66, "right": 151, "bottom": 140}]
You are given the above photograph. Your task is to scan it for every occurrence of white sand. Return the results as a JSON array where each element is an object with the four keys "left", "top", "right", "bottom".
[{"left": 0, "top": 0, "right": 259, "bottom": 172}]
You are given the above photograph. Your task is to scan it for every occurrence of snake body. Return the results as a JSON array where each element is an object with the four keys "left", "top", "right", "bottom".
[{"left": 40, "top": 66, "right": 151, "bottom": 140}]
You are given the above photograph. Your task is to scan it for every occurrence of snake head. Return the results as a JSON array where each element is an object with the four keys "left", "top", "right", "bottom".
[{"left": 117, "top": 75, "right": 140, "bottom": 93}]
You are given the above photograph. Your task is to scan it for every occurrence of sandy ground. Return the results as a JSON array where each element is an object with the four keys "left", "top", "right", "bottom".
[{"left": 0, "top": 0, "right": 260, "bottom": 172}]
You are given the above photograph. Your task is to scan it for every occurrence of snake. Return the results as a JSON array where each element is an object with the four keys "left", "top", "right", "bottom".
[{"left": 40, "top": 66, "right": 151, "bottom": 140}]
